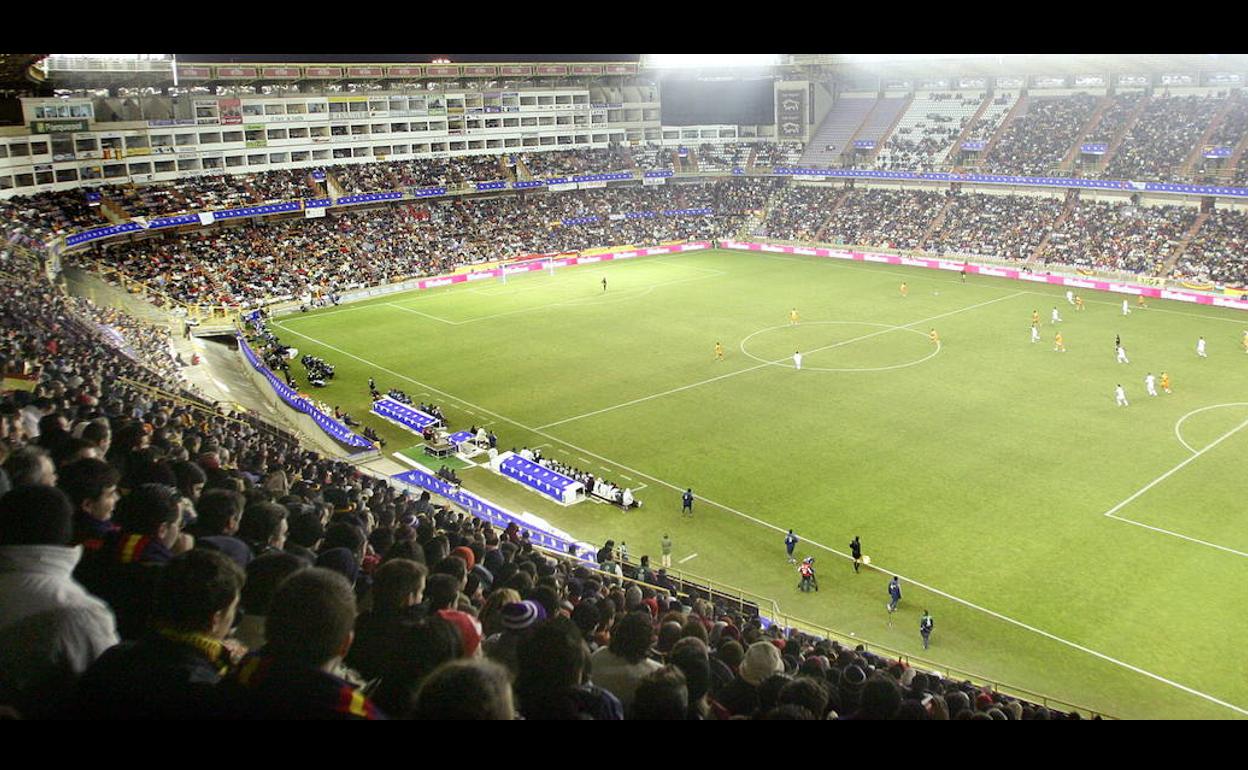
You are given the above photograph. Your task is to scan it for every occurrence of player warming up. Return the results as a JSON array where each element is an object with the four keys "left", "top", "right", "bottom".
[
  {"left": 714, "top": 341, "right": 724, "bottom": 361},
  {"left": 1115, "top": 384, "right": 1129, "bottom": 407},
  {"left": 1197, "top": 336, "right": 1208, "bottom": 358},
  {"left": 1053, "top": 331, "right": 1066, "bottom": 352},
  {"left": 1145, "top": 372, "right": 1158, "bottom": 397},
  {"left": 887, "top": 576, "right": 902, "bottom": 622},
  {"left": 789, "top": 308, "right": 800, "bottom": 326}
]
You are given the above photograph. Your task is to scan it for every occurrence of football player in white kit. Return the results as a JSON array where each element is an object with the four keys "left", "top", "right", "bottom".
[
  {"left": 793, "top": 351, "right": 802, "bottom": 370},
  {"left": 1051, "top": 306, "right": 1062, "bottom": 324},
  {"left": 1116, "top": 345, "right": 1130, "bottom": 364},
  {"left": 1145, "top": 373, "right": 1158, "bottom": 397},
  {"left": 1122, "top": 299, "right": 1131, "bottom": 316},
  {"left": 1066, "top": 290, "right": 1075, "bottom": 305},
  {"left": 1031, "top": 325, "right": 1041, "bottom": 344},
  {"left": 1197, "top": 336, "right": 1207, "bottom": 358},
  {"left": 1115, "top": 384, "right": 1129, "bottom": 407}
]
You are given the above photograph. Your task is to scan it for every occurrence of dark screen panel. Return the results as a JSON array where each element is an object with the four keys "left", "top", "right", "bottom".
[{"left": 659, "top": 77, "right": 775, "bottom": 125}]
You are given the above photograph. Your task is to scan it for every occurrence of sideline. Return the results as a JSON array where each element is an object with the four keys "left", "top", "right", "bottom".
[{"left": 271, "top": 317, "right": 1248, "bottom": 717}]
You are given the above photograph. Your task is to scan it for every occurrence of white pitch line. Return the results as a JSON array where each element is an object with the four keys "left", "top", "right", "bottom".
[
  {"left": 271, "top": 311, "right": 1248, "bottom": 717},
  {"left": 536, "top": 290, "right": 1024, "bottom": 430},
  {"left": 386, "top": 302, "right": 459, "bottom": 325},
  {"left": 631, "top": 484, "right": 648, "bottom": 492},
  {"left": 1173, "top": 403, "right": 1248, "bottom": 455},
  {"left": 1103, "top": 415, "right": 1248, "bottom": 520},
  {"left": 678, "top": 552, "right": 699, "bottom": 564},
  {"left": 1104, "top": 515, "right": 1248, "bottom": 559}
]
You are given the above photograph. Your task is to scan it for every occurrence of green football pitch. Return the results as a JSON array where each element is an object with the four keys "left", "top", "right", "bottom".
[{"left": 270, "top": 247, "right": 1248, "bottom": 719}]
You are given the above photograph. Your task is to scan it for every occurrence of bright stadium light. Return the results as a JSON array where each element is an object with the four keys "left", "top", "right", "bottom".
[{"left": 645, "top": 54, "right": 782, "bottom": 69}]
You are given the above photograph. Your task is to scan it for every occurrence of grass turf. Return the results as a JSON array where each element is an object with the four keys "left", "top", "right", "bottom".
[{"left": 270, "top": 247, "right": 1248, "bottom": 719}]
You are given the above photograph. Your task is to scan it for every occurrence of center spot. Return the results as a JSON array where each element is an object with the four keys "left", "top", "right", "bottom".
[{"left": 739, "top": 321, "right": 940, "bottom": 372}]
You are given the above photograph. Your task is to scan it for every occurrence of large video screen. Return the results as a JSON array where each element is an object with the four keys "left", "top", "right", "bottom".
[{"left": 659, "top": 76, "right": 775, "bottom": 126}]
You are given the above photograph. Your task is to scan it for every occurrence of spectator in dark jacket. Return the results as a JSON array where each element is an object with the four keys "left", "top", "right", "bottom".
[{"left": 73, "top": 549, "right": 243, "bottom": 719}]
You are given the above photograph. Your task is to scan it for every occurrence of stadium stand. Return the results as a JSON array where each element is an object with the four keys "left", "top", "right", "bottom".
[
  {"left": 984, "top": 93, "right": 1100, "bottom": 176},
  {"left": 1103, "top": 94, "right": 1225, "bottom": 182},
  {"left": 874, "top": 92, "right": 981, "bottom": 171}
]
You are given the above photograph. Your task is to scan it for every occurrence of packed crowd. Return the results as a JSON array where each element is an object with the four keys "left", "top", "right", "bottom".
[
  {"left": 1171, "top": 208, "right": 1248, "bottom": 285},
  {"left": 1037, "top": 199, "right": 1197, "bottom": 274},
  {"left": 986, "top": 93, "right": 1099, "bottom": 176},
  {"left": 103, "top": 170, "right": 325, "bottom": 219},
  {"left": 522, "top": 146, "right": 633, "bottom": 177},
  {"left": 73, "top": 181, "right": 764, "bottom": 309},
  {"left": 761, "top": 185, "right": 846, "bottom": 242},
  {"left": 0, "top": 191, "right": 108, "bottom": 244},
  {"left": 1195, "top": 96, "right": 1248, "bottom": 181},
  {"left": 820, "top": 188, "right": 947, "bottom": 251},
  {"left": 331, "top": 155, "right": 508, "bottom": 194},
  {"left": 927, "top": 193, "right": 1066, "bottom": 261},
  {"left": 1076, "top": 93, "right": 1145, "bottom": 174},
  {"left": 1104, "top": 95, "right": 1224, "bottom": 182}
]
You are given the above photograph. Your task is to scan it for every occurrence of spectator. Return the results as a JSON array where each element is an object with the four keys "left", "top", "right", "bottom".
[
  {"left": 0, "top": 485, "right": 119, "bottom": 718},
  {"left": 73, "top": 548, "right": 243, "bottom": 719}
]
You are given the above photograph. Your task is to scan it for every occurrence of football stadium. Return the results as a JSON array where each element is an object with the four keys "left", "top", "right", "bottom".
[{"left": 2, "top": 52, "right": 1247, "bottom": 720}]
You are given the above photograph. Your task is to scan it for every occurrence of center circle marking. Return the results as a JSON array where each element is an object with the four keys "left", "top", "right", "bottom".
[{"left": 739, "top": 321, "right": 941, "bottom": 372}]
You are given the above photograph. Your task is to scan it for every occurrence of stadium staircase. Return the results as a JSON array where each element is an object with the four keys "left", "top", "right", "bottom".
[
  {"left": 1059, "top": 95, "right": 1112, "bottom": 173},
  {"left": 797, "top": 95, "right": 878, "bottom": 167},
  {"left": 497, "top": 155, "right": 515, "bottom": 183},
  {"left": 975, "top": 94, "right": 1028, "bottom": 170},
  {"left": 1094, "top": 94, "right": 1151, "bottom": 176},
  {"left": 862, "top": 95, "right": 913, "bottom": 165},
  {"left": 944, "top": 93, "right": 993, "bottom": 167},
  {"left": 814, "top": 188, "right": 852, "bottom": 242},
  {"left": 1027, "top": 191, "right": 1078, "bottom": 263},
  {"left": 1179, "top": 97, "right": 1236, "bottom": 179},
  {"left": 1159, "top": 210, "right": 1210, "bottom": 275},
  {"left": 917, "top": 194, "right": 954, "bottom": 251},
  {"left": 1224, "top": 127, "right": 1248, "bottom": 181},
  {"left": 746, "top": 144, "right": 760, "bottom": 172}
]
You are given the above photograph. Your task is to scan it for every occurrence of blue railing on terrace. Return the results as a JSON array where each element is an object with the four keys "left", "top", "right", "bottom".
[{"left": 53, "top": 166, "right": 1248, "bottom": 251}]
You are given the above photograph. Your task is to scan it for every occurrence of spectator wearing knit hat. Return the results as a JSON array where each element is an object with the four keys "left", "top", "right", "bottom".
[
  {"left": 0, "top": 485, "right": 119, "bottom": 718},
  {"left": 482, "top": 599, "right": 547, "bottom": 676},
  {"left": 717, "top": 640, "right": 785, "bottom": 716}
]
